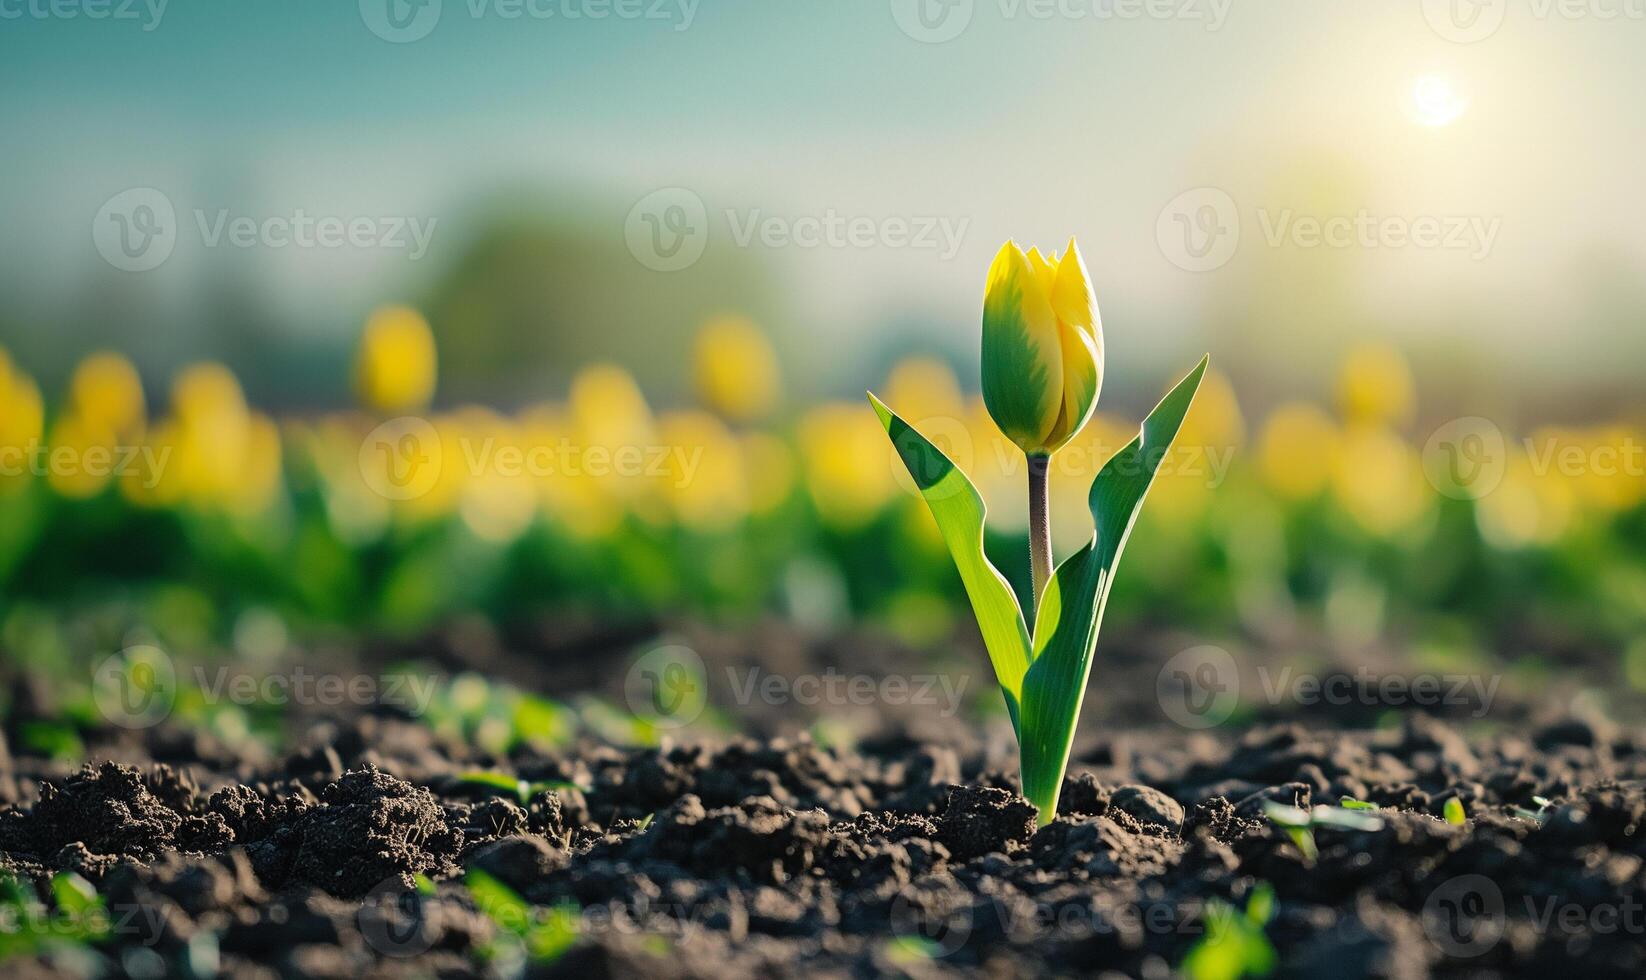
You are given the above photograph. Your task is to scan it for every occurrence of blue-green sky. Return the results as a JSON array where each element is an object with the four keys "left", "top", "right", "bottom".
[{"left": 4, "top": 0, "right": 1644, "bottom": 405}]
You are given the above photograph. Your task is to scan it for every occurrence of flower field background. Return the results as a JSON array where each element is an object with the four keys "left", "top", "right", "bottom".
[{"left": 3, "top": 307, "right": 1644, "bottom": 755}]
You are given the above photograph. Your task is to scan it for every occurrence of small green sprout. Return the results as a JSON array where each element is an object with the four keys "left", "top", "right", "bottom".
[
  {"left": 464, "top": 869, "right": 579, "bottom": 964},
  {"left": 870, "top": 239, "right": 1208, "bottom": 825},
  {"left": 453, "top": 771, "right": 585, "bottom": 806},
  {"left": 1338, "top": 797, "right": 1378, "bottom": 811},
  {"left": 1443, "top": 797, "right": 1467, "bottom": 826},
  {"left": 1511, "top": 795, "right": 1555, "bottom": 825},
  {"left": 1182, "top": 883, "right": 1278, "bottom": 980},
  {"left": 885, "top": 934, "right": 942, "bottom": 965},
  {"left": 1263, "top": 801, "right": 1384, "bottom": 865},
  {"left": 0, "top": 872, "right": 109, "bottom": 961}
]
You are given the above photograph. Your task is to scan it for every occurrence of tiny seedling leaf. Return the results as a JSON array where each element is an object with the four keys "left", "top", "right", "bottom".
[{"left": 1443, "top": 797, "right": 1466, "bottom": 826}]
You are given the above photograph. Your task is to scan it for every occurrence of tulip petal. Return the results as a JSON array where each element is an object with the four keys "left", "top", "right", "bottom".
[
  {"left": 982, "top": 241, "right": 1063, "bottom": 450},
  {"left": 1050, "top": 237, "right": 1098, "bottom": 338},
  {"left": 1025, "top": 247, "right": 1059, "bottom": 300},
  {"left": 1043, "top": 320, "right": 1101, "bottom": 452}
]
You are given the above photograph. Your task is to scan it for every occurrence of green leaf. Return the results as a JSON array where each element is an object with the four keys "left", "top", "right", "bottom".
[
  {"left": 1284, "top": 826, "right": 1319, "bottom": 863},
  {"left": 869, "top": 393, "right": 1032, "bottom": 730},
  {"left": 465, "top": 868, "right": 531, "bottom": 936},
  {"left": 1244, "top": 883, "right": 1276, "bottom": 927},
  {"left": 1261, "top": 800, "right": 1312, "bottom": 829},
  {"left": 1183, "top": 889, "right": 1278, "bottom": 980},
  {"left": 1338, "top": 797, "right": 1378, "bottom": 811},
  {"left": 1016, "top": 356, "right": 1209, "bottom": 822},
  {"left": 1443, "top": 797, "right": 1466, "bottom": 825},
  {"left": 1309, "top": 806, "right": 1383, "bottom": 832},
  {"left": 454, "top": 771, "right": 533, "bottom": 804},
  {"left": 49, "top": 873, "right": 100, "bottom": 918},
  {"left": 465, "top": 869, "right": 579, "bottom": 964}
]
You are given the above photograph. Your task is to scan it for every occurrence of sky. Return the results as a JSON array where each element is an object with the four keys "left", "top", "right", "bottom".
[{"left": 3, "top": 0, "right": 1644, "bottom": 408}]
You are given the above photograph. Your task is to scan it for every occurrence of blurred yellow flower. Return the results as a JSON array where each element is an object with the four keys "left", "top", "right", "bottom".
[
  {"left": 401, "top": 409, "right": 479, "bottom": 524},
  {"left": 227, "top": 413, "right": 285, "bottom": 516},
  {"left": 1258, "top": 402, "right": 1338, "bottom": 501},
  {"left": 1336, "top": 343, "right": 1415, "bottom": 428},
  {"left": 657, "top": 410, "right": 748, "bottom": 532},
  {"left": 798, "top": 401, "right": 893, "bottom": 530},
  {"left": 1150, "top": 368, "right": 1244, "bottom": 523},
  {"left": 693, "top": 315, "right": 780, "bottom": 422},
  {"left": 1476, "top": 449, "right": 1576, "bottom": 550},
  {"left": 740, "top": 431, "right": 795, "bottom": 518},
  {"left": 69, "top": 351, "right": 146, "bottom": 440},
  {"left": 951, "top": 395, "right": 1021, "bottom": 530},
  {"left": 1568, "top": 425, "right": 1646, "bottom": 514},
  {"left": 885, "top": 357, "right": 965, "bottom": 424},
  {"left": 1046, "top": 410, "right": 1135, "bottom": 550},
  {"left": 519, "top": 401, "right": 625, "bottom": 541},
  {"left": 570, "top": 363, "right": 660, "bottom": 518},
  {"left": 355, "top": 305, "right": 438, "bottom": 413},
  {"left": 170, "top": 362, "right": 252, "bottom": 506},
  {"left": 571, "top": 363, "right": 654, "bottom": 450},
  {"left": 121, "top": 418, "right": 185, "bottom": 508},
  {"left": 45, "top": 413, "right": 118, "bottom": 499},
  {"left": 1331, "top": 423, "right": 1431, "bottom": 536},
  {"left": 0, "top": 357, "right": 44, "bottom": 494}
]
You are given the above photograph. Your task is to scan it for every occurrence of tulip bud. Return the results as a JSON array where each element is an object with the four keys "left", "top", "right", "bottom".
[{"left": 980, "top": 239, "right": 1104, "bottom": 456}]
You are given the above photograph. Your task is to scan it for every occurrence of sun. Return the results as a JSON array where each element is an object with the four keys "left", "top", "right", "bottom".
[{"left": 1410, "top": 74, "right": 1469, "bottom": 128}]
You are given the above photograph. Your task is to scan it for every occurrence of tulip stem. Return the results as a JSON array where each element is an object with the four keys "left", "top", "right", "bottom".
[{"left": 1027, "top": 452, "right": 1053, "bottom": 619}]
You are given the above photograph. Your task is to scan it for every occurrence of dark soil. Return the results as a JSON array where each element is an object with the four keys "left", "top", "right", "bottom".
[{"left": 3, "top": 699, "right": 1645, "bottom": 979}]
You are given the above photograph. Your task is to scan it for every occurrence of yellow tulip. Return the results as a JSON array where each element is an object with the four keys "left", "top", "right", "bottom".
[
  {"left": 70, "top": 352, "right": 146, "bottom": 440},
  {"left": 693, "top": 315, "right": 780, "bottom": 422},
  {"left": 355, "top": 305, "right": 438, "bottom": 413},
  {"left": 1259, "top": 402, "right": 1338, "bottom": 501},
  {"left": 981, "top": 238, "right": 1103, "bottom": 457},
  {"left": 1336, "top": 344, "right": 1415, "bottom": 428}
]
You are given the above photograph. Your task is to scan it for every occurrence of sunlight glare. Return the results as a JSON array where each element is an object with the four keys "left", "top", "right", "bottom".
[{"left": 1411, "top": 74, "right": 1469, "bottom": 128}]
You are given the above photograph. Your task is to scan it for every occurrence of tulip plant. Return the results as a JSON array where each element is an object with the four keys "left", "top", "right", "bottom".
[{"left": 869, "top": 238, "right": 1207, "bottom": 825}]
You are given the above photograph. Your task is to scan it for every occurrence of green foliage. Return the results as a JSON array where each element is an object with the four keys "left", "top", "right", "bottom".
[
  {"left": 453, "top": 771, "right": 584, "bottom": 806},
  {"left": 1511, "top": 795, "right": 1555, "bottom": 824},
  {"left": 1443, "top": 797, "right": 1467, "bottom": 825},
  {"left": 1263, "top": 801, "right": 1384, "bottom": 865},
  {"left": 873, "top": 356, "right": 1208, "bottom": 824},
  {"left": 869, "top": 393, "right": 1033, "bottom": 732},
  {"left": 1182, "top": 883, "right": 1278, "bottom": 980},
  {"left": 464, "top": 869, "right": 579, "bottom": 964},
  {"left": 0, "top": 872, "right": 109, "bottom": 961}
]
